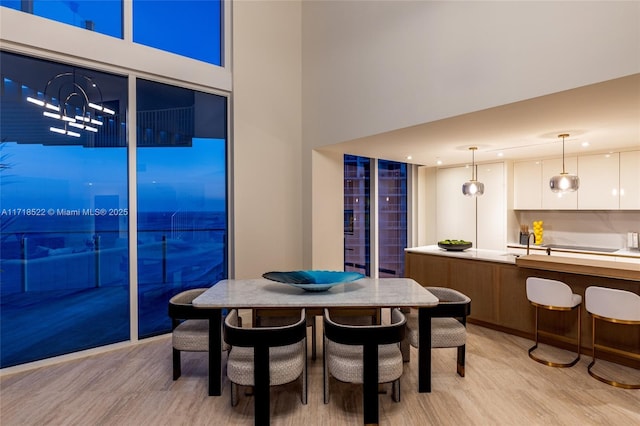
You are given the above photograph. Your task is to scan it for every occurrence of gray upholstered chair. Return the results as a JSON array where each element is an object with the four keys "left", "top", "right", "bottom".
[
  {"left": 224, "top": 308, "right": 307, "bottom": 425},
  {"left": 323, "top": 308, "right": 406, "bottom": 425},
  {"left": 253, "top": 308, "right": 320, "bottom": 360},
  {"left": 526, "top": 277, "right": 582, "bottom": 367},
  {"left": 168, "top": 288, "right": 228, "bottom": 381},
  {"left": 585, "top": 286, "right": 640, "bottom": 389},
  {"left": 403, "top": 286, "right": 471, "bottom": 382}
]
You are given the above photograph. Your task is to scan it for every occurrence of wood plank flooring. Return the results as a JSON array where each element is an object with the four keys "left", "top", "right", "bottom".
[{"left": 1, "top": 317, "right": 639, "bottom": 425}]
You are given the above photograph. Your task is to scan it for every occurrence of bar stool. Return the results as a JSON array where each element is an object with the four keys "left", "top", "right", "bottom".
[
  {"left": 526, "top": 277, "right": 582, "bottom": 367},
  {"left": 585, "top": 286, "right": 640, "bottom": 389}
]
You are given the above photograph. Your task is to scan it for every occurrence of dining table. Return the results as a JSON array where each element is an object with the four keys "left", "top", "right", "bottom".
[{"left": 192, "top": 277, "right": 438, "bottom": 423}]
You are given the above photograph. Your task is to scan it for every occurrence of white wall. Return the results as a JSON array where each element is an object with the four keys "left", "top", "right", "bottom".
[
  {"left": 302, "top": 1, "right": 639, "bottom": 148},
  {"left": 515, "top": 210, "right": 640, "bottom": 250},
  {"left": 301, "top": 1, "right": 640, "bottom": 266},
  {"left": 233, "top": 0, "right": 304, "bottom": 278}
]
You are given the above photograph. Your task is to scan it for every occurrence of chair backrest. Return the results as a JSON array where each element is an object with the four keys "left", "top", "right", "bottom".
[
  {"left": 526, "top": 277, "right": 576, "bottom": 307},
  {"left": 168, "top": 288, "right": 214, "bottom": 323},
  {"left": 585, "top": 286, "right": 640, "bottom": 322},
  {"left": 323, "top": 308, "right": 406, "bottom": 347},
  {"left": 224, "top": 308, "right": 307, "bottom": 349},
  {"left": 425, "top": 287, "right": 471, "bottom": 319}
]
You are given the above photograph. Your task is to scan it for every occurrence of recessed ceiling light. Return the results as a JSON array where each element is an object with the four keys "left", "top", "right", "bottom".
[
  {"left": 497, "top": 152, "right": 504, "bottom": 157},
  {"left": 581, "top": 141, "right": 590, "bottom": 147},
  {"left": 436, "top": 159, "right": 443, "bottom": 165},
  {"left": 406, "top": 155, "right": 412, "bottom": 160}
]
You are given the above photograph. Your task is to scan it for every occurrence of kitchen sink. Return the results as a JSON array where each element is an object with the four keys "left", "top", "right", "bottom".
[{"left": 501, "top": 253, "right": 520, "bottom": 257}]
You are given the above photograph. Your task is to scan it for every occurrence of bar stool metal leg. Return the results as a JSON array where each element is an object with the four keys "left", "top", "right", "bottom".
[
  {"left": 587, "top": 316, "right": 640, "bottom": 389},
  {"left": 528, "top": 304, "right": 581, "bottom": 368}
]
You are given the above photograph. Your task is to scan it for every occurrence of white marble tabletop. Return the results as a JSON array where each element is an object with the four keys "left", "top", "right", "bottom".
[{"left": 192, "top": 277, "right": 438, "bottom": 309}]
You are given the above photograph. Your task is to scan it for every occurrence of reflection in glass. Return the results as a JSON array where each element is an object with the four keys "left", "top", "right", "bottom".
[
  {"left": 378, "top": 160, "right": 407, "bottom": 278},
  {"left": 0, "top": 0, "right": 123, "bottom": 38},
  {"left": 344, "top": 155, "right": 370, "bottom": 276},
  {"left": 133, "top": 0, "right": 222, "bottom": 66},
  {"left": 0, "top": 52, "right": 129, "bottom": 367},
  {"left": 136, "top": 78, "right": 227, "bottom": 338}
]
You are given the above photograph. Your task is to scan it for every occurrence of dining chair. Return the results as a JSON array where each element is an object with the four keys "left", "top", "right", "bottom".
[
  {"left": 526, "top": 277, "right": 582, "bottom": 367},
  {"left": 253, "top": 308, "right": 320, "bottom": 360},
  {"left": 585, "top": 286, "right": 640, "bottom": 389},
  {"left": 402, "top": 286, "right": 471, "bottom": 383},
  {"left": 224, "top": 308, "right": 308, "bottom": 426},
  {"left": 168, "top": 288, "right": 227, "bottom": 381},
  {"left": 323, "top": 307, "right": 406, "bottom": 425}
]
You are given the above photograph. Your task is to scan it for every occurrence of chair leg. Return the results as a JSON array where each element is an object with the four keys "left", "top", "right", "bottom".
[
  {"left": 528, "top": 304, "right": 581, "bottom": 368},
  {"left": 172, "top": 348, "right": 181, "bottom": 380},
  {"left": 302, "top": 340, "right": 308, "bottom": 404},
  {"left": 456, "top": 344, "right": 466, "bottom": 377},
  {"left": 400, "top": 335, "right": 410, "bottom": 363},
  {"left": 587, "top": 317, "right": 640, "bottom": 389},
  {"left": 311, "top": 319, "right": 317, "bottom": 361},
  {"left": 323, "top": 337, "right": 330, "bottom": 404},
  {"left": 230, "top": 382, "right": 239, "bottom": 407},
  {"left": 392, "top": 379, "right": 400, "bottom": 402}
]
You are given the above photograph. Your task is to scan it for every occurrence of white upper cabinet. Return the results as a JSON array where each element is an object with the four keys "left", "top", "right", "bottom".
[
  {"left": 513, "top": 160, "right": 542, "bottom": 209},
  {"left": 578, "top": 152, "right": 620, "bottom": 209},
  {"left": 476, "top": 162, "right": 506, "bottom": 251},
  {"left": 620, "top": 150, "right": 640, "bottom": 210},
  {"left": 542, "top": 157, "right": 578, "bottom": 209}
]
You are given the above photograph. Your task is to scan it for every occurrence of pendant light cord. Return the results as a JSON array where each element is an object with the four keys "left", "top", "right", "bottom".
[
  {"left": 472, "top": 148, "right": 476, "bottom": 180},
  {"left": 562, "top": 135, "right": 566, "bottom": 174}
]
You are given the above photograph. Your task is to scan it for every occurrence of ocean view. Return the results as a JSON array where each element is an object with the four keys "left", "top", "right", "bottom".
[{"left": 0, "top": 210, "right": 227, "bottom": 367}]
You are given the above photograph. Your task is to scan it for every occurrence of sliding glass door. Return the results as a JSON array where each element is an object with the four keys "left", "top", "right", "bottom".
[{"left": 343, "top": 155, "right": 408, "bottom": 278}]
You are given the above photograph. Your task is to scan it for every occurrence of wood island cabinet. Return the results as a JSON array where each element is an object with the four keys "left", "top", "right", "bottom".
[{"left": 405, "top": 251, "right": 640, "bottom": 368}]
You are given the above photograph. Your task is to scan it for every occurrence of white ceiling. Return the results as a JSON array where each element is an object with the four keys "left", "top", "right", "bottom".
[{"left": 321, "top": 73, "right": 640, "bottom": 168}]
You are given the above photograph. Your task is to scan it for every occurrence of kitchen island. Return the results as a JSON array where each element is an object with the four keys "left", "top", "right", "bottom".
[{"left": 405, "top": 245, "right": 640, "bottom": 368}]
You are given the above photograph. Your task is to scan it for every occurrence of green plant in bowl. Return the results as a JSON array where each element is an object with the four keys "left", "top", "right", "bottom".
[{"left": 438, "top": 239, "right": 473, "bottom": 251}]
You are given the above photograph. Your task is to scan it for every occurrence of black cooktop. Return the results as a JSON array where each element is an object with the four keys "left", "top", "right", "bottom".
[{"left": 543, "top": 244, "right": 618, "bottom": 253}]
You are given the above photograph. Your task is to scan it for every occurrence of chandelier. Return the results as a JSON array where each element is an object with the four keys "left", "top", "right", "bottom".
[{"left": 26, "top": 71, "right": 114, "bottom": 138}]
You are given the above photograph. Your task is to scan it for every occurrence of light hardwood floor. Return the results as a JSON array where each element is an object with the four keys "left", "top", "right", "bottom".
[{"left": 1, "top": 318, "right": 639, "bottom": 425}]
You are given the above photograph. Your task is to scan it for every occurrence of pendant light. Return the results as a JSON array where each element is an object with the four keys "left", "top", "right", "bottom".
[
  {"left": 462, "top": 146, "right": 484, "bottom": 196},
  {"left": 549, "top": 133, "right": 579, "bottom": 193}
]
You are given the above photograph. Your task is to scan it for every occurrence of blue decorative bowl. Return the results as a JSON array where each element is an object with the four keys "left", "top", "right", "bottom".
[{"left": 262, "top": 270, "right": 364, "bottom": 292}]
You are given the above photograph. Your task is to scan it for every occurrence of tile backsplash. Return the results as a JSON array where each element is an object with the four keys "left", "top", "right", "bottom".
[{"left": 515, "top": 210, "right": 640, "bottom": 250}]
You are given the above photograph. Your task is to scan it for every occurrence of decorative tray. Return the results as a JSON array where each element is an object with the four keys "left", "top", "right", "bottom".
[
  {"left": 437, "top": 240, "right": 473, "bottom": 251},
  {"left": 262, "top": 270, "right": 364, "bottom": 292}
]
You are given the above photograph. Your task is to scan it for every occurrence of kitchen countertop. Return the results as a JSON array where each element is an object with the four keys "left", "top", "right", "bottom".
[
  {"left": 506, "top": 243, "right": 640, "bottom": 259},
  {"left": 405, "top": 245, "right": 519, "bottom": 264},
  {"left": 405, "top": 244, "right": 640, "bottom": 265}
]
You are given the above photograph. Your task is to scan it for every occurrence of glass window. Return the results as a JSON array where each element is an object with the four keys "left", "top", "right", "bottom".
[
  {"left": 0, "top": 0, "right": 123, "bottom": 39},
  {"left": 344, "top": 155, "right": 370, "bottom": 276},
  {"left": 133, "top": 0, "right": 222, "bottom": 66},
  {"left": 136, "top": 78, "right": 227, "bottom": 338},
  {"left": 0, "top": 52, "right": 129, "bottom": 368},
  {"left": 378, "top": 160, "right": 407, "bottom": 278}
]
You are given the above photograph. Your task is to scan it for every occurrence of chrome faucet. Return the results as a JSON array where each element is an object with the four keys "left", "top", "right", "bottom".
[{"left": 526, "top": 232, "right": 535, "bottom": 255}]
